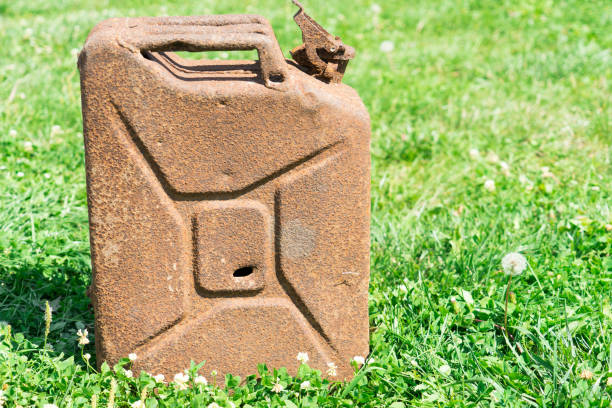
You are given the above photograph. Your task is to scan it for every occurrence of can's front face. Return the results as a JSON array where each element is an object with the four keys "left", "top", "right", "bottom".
[{"left": 79, "top": 15, "right": 370, "bottom": 381}]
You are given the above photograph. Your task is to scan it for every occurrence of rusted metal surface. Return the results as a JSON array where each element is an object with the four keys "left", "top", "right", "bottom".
[
  {"left": 79, "top": 11, "right": 370, "bottom": 383},
  {"left": 290, "top": 0, "right": 355, "bottom": 83}
]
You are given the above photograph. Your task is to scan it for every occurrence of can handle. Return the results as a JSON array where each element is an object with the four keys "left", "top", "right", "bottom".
[{"left": 126, "top": 16, "right": 288, "bottom": 90}]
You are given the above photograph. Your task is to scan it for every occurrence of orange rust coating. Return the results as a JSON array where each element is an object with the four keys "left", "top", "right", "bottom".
[{"left": 78, "top": 15, "right": 370, "bottom": 382}]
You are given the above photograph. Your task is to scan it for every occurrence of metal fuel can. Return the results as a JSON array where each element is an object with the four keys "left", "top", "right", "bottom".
[{"left": 79, "top": 5, "right": 370, "bottom": 380}]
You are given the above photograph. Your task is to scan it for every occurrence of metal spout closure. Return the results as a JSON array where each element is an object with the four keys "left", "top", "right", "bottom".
[{"left": 290, "top": 0, "right": 355, "bottom": 84}]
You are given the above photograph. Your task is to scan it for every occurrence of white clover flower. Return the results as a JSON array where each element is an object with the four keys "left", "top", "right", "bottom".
[
  {"left": 300, "top": 380, "right": 310, "bottom": 390},
  {"left": 605, "top": 224, "right": 612, "bottom": 232},
  {"left": 501, "top": 252, "right": 527, "bottom": 276},
  {"left": 484, "top": 179, "right": 495, "bottom": 192},
  {"left": 326, "top": 362, "right": 337, "bottom": 377},
  {"left": 518, "top": 174, "right": 529, "bottom": 184},
  {"left": 486, "top": 152, "right": 500, "bottom": 164},
  {"left": 352, "top": 355, "right": 365, "bottom": 366},
  {"left": 128, "top": 353, "right": 137, "bottom": 361},
  {"left": 8, "top": 129, "right": 17, "bottom": 137},
  {"left": 370, "top": 3, "right": 382, "bottom": 13},
  {"left": 296, "top": 352, "right": 309, "bottom": 364},
  {"left": 23, "top": 141, "right": 33, "bottom": 152},
  {"left": 44, "top": 173, "right": 51, "bottom": 179},
  {"left": 43, "top": 405, "right": 58, "bottom": 408},
  {"left": 450, "top": 296, "right": 457, "bottom": 303},
  {"left": 207, "top": 403, "right": 221, "bottom": 408},
  {"left": 579, "top": 369, "right": 593, "bottom": 380},
  {"left": 124, "top": 369, "right": 133, "bottom": 378},
  {"left": 131, "top": 400, "right": 145, "bottom": 408},
  {"left": 174, "top": 372, "right": 190, "bottom": 389},
  {"left": 51, "top": 125, "right": 62, "bottom": 136},
  {"left": 84, "top": 353, "right": 91, "bottom": 361},
  {"left": 541, "top": 167, "right": 554, "bottom": 178},
  {"left": 380, "top": 40, "right": 394, "bottom": 53},
  {"left": 271, "top": 381, "right": 284, "bottom": 393},
  {"left": 228, "top": 402, "right": 236, "bottom": 408},
  {"left": 194, "top": 375, "right": 208, "bottom": 385},
  {"left": 154, "top": 373, "right": 165, "bottom": 383},
  {"left": 606, "top": 376, "right": 612, "bottom": 387},
  {"left": 469, "top": 148, "right": 480, "bottom": 159},
  {"left": 77, "top": 328, "right": 89, "bottom": 345},
  {"left": 439, "top": 364, "right": 451, "bottom": 376},
  {"left": 499, "top": 161, "right": 510, "bottom": 176},
  {"left": 16, "top": 171, "right": 24, "bottom": 178}
]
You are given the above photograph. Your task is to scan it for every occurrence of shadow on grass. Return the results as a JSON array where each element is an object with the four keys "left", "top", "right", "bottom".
[{"left": 0, "top": 259, "right": 95, "bottom": 360}]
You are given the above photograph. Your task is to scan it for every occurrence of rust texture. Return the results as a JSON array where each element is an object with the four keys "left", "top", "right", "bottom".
[
  {"left": 78, "top": 12, "right": 370, "bottom": 383},
  {"left": 290, "top": 0, "right": 355, "bottom": 83}
]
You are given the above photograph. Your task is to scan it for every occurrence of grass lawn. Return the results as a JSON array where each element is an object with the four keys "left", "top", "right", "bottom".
[{"left": 1, "top": 0, "right": 611, "bottom": 406}]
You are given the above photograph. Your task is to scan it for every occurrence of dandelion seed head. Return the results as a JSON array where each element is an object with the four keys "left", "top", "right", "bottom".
[{"left": 501, "top": 252, "right": 527, "bottom": 276}]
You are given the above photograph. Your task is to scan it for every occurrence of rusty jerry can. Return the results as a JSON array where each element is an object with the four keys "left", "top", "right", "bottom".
[{"left": 78, "top": 3, "right": 370, "bottom": 381}]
